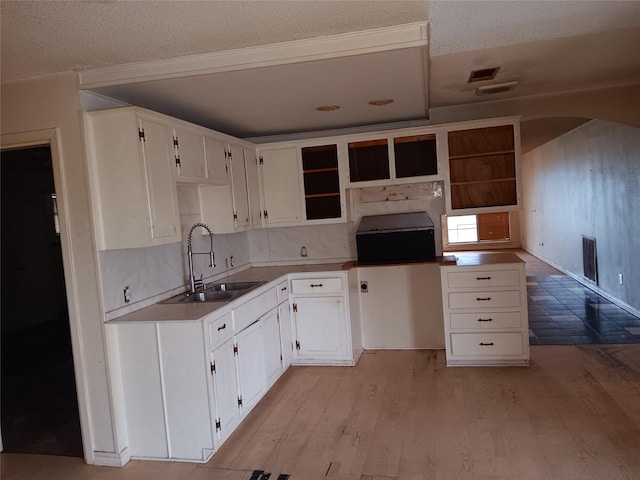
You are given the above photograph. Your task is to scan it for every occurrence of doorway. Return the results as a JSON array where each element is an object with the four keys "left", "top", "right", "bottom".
[{"left": 1, "top": 146, "right": 83, "bottom": 457}]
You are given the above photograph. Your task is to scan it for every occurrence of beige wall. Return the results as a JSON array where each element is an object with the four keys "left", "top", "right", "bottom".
[
  {"left": 1, "top": 73, "right": 121, "bottom": 464},
  {"left": 521, "top": 119, "right": 640, "bottom": 313}
]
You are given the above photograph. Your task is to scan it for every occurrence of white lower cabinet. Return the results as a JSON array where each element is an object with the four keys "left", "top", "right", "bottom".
[
  {"left": 235, "top": 319, "right": 267, "bottom": 415},
  {"left": 278, "top": 300, "right": 294, "bottom": 370},
  {"left": 209, "top": 337, "right": 241, "bottom": 447},
  {"left": 113, "top": 322, "right": 215, "bottom": 462},
  {"left": 263, "top": 308, "right": 284, "bottom": 386},
  {"left": 111, "top": 272, "right": 355, "bottom": 465},
  {"left": 290, "top": 272, "right": 358, "bottom": 365},
  {"left": 293, "top": 296, "right": 349, "bottom": 361},
  {"left": 440, "top": 256, "right": 529, "bottom": 366}
]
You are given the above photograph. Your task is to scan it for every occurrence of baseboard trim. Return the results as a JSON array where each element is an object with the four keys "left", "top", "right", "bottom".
[
  {"left": 523, "top": 248, "right": 640, "bottom": 318},
  {"left": 92, "top": 447, "right": 130, "bottom": 467}
]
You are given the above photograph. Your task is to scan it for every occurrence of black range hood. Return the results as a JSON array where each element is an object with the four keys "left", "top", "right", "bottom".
[{"left": 355, "top": 211, "right": 436, "bottom": 264}]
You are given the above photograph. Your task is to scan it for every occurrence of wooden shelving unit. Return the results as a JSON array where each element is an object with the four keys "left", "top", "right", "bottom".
[
  {"left": 301, "top": 144, "right": 341, "bottom": 220},
  {"left": 448, "top": 125, "right": 517, "bottom": 210}
]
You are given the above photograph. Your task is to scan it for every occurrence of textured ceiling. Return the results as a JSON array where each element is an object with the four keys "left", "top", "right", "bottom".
[
  {"left": 1, "top": 0, "right": 639, "bottom": 141},
  {"left": 428, "top": 0, "right": 640, "bottom": 55},
  {"left": 0, "top": 0, "right": 428, "bottom": 83}
]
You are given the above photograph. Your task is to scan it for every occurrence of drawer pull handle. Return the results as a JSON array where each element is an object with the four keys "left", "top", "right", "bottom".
[
  {"left": 310, "top": 283, "right": 324, "bottom": 288},
  {"left": 476, "top": 276, "right": 492, "bottom": 280},
  {"left": 476, "top": 297, "right": 492, "bottom": 301},
  {"left": 479, "top": 342, "right": 495, "bottom": 346},
  {"left": 477, "top": 318, "right": 493, "bottom": 322},
  {"left": 217, "top": 323, "right": 226, "bottom": 331},
  {"left": 281, "top": 286, "right": 287, "bottom": 291}
]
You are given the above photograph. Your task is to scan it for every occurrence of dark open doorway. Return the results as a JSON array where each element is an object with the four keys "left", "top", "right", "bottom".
[{"left": 1, "top": 145, "right": 83, "bottom": 457}]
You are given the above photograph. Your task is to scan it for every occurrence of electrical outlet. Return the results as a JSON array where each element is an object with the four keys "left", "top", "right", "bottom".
[
  {"left": 300, "top": 246, "right": 308, "bottom": 257},
  {"left": 619, "top": 273, "right": 624, "bottom": 285},
  {"left": 123, "top": 286, "right": 131, "bottom": 304}
]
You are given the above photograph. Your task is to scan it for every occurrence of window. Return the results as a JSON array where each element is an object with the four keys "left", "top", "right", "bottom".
[
  {"left": 447, "top": 212, "right": 510, "bottom": 244},
  {"left": 447, "top": 215, "right": 478, "bottom": 243}
]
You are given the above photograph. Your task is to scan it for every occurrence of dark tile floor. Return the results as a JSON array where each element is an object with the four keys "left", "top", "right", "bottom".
[{"left": 527, "top": 275, "right": 640, "bottom": 345}]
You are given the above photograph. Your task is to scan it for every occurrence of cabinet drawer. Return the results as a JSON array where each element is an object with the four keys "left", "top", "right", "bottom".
[
  {"left": 448, "top": 290, "right": 521, "bottom": 309},
  {"left": 207, "top": 312, "right": 232, "bottom": 349},
  {"left": 291, "top": 277, "right": 343, "bottom": 295},
  {"left": 450, "top": 311, "right": 522, "bottom": 330},
  {"left": 447, "top": 269, "right": 520, "bottom": 288},
  {"left": 277, "top": 281, "right": 289, "bottom": 302},
  {"left": 233, "top": 287, "right": 278, "bottom": 332},
  {"left": 450, "top": 332, "right": 523, "bottom": 356}
]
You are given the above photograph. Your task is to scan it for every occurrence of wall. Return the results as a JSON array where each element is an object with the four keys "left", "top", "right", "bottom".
[
  {"left": 521, "top": 119, "right": 640, "bottom": 312},
  {"left": 1, "top": 73, "right": 119, "bottom": 464}
]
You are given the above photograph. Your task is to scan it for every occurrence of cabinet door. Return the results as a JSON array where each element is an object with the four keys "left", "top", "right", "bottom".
[
  {"left": 139, "top": 118, "right": 181, "bottom": 242},
  {"left": 235, "top": 320, "right": 267, "bottom": 414},
  {"left": 301, "top": 144, "right": 342, "bottom": 220},
  {"left": 262, "top": 308, "right": 283, "bottom": 386},
  {"left": 260, "top": 147, "right": 303, "bottom": 225},
  {"left": 244, "top": 146, "right": 262, "bottom": 227},
  {"left": 210, "top": 338, "right": 241, "bottom": 447},
  {"left": 174, "top": 128, "right": 206, "bottom": 179},
  {"left": 198, "top": 185, "right": 236, "bottom": 234},
  {"left": 229, "top": 143, "right": 250, "bottom": 228},
  {"left": 278, "top": 301, "right": 294, "bottom": 370},
  {"left": 293, "top": 296, "right": 349, "bottom": 361},
  {"left": 157, "top": 323, "right": 214, "bottom": 459},
  {"left": 204, "top": 136, "right": 230, "bottom": 184}
]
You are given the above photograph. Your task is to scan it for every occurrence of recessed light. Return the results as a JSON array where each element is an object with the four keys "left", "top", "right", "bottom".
[
  {"left": 468, "top": 67, "right": 500, "bottom": 83},
  {"left": 368, "top": 99, "right": 394, "bottom": 106},
  {"left": 475, "top": 81, "right": 518, "bottom": 96},
  {"left": 316, "top": 105, "right": 340, "bottom": 111}
]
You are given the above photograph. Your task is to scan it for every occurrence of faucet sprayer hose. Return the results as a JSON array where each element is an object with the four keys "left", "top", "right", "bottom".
[{"left": 187, "top": 222, "right": 214, "bottom": 249}]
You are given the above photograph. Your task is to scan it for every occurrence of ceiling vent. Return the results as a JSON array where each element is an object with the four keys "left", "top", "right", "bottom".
[
  {"left": 475, "top": 81, "right": 518, "bottom": 96},
  {"left": 468, "top": 67, "right": 500, "bottom": 83}
]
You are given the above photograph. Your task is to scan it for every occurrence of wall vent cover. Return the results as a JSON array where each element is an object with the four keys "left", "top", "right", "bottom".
[{"left": 582, "top": 235, "right": 598, "bottom": 285}]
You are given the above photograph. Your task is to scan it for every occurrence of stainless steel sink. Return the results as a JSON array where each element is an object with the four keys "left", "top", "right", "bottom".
[
  {"left": 160, "top": 281, "right": 265, "bottom": 304},
  {"left": 209, "top": 281, "right": 265, "bottom": 292}
]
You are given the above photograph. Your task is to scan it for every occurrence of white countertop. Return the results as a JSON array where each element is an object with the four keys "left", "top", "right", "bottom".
[{"left": 107, "top": 262, "right": 345, "bottom": 324}]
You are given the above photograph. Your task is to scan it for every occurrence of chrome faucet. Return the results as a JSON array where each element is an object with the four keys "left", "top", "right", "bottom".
[{"left": 187, "top": 223, "right": 215, "bottom": 294}]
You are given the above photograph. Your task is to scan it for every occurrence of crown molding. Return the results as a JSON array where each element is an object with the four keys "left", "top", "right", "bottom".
[{"left": 78, "top": 22, "right": 428, "bottom": 89}]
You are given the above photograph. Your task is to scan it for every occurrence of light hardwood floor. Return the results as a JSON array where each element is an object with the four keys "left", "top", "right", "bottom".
[{"left": 2, "top": 345, "right": 640, "bottom": 480}]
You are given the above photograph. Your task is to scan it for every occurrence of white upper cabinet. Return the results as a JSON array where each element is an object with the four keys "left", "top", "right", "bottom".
[
  {"left": 259, "top": 147, "right": 303, "bottom": 226},
  {"left": 244, "top": 146, "right": 262, "bottom": 228},
  {"left": 84, "top": 107, "right": 181, "bottom": 250},
  {"left": 229, "top": 143, "right": 250, "bottom": 228},
  {"left": 173, "top": 127, "right": 206, "bottom": 180},
  {"left": 204, "top": 136, "right": 231, "bottom": 185}
]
